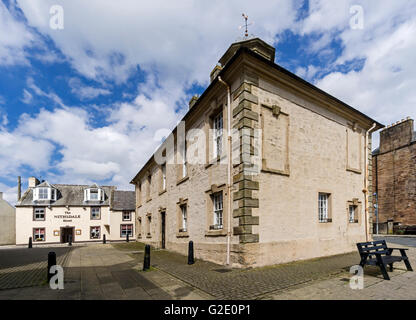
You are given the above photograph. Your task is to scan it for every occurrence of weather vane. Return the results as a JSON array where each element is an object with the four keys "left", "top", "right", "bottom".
[{"left": 239, "top": 13, "right": 254, "bottom": 39}]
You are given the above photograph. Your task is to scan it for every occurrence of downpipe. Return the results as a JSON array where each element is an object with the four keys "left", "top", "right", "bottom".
[
  {"left": 364, "top": 122, "right": 377, "bottom": 241},
  {"left": 218, "top": 76, "right": 232, "bottom": 266}
]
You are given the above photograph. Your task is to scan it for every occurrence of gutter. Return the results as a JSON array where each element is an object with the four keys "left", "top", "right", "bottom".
[{"left": 218, "top": 76, "right": 232, "bottom": 266}]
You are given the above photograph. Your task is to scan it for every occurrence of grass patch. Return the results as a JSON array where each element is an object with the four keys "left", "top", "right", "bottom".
[{"left": 112, "top": 242, "right": 146, "bottom": 251}]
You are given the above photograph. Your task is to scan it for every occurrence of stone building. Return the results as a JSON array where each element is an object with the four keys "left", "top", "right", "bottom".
[
  {"left": 131, "top": 38, "right": 383, "bottom": 267},
  {"left": 15, "top": 177, "right": 135, "bottom": 245},
  {"left": 0, "top": 192, "right": 15, "bottom": 245},
  {"left": 372, "top": 118, "right": 416, "bottom": 234}
]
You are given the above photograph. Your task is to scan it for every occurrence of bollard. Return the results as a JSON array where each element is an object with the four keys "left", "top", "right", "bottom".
[
  {"left": 28, "top": 237, "right": 32, "bottom": 249},
  {"left": 126, "top": 233, "right": 129, "bottom": 243},
  {"left": 103, "top": 234, "right": 106, "bottom": 244},
  {"left": 47, "top": 251, "right": 57, "bottom": 282},
  {"left": 143, "top": 244, "right": 150, "bottom": 271},
  {"left": 68, "top": 234, "right": 72, "bottom": 246},
  {"left": 188, "top": 240, "right": 195, "bottom": 265}
]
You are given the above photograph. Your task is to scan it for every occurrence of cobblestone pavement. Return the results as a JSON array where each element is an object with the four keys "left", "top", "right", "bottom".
[
  {"left": 265, "top": 245, "right": 416, "bottom": 300},
  {"left": 0, "top": 246, "right": 72, "bottom": 290},
  {"left": 0, "top": 244, "right": 210, "bottom": 300},
  {"left": 117, "top": 244, "right": 360, "bottom": 300},
  {"left": 114, "top": 240, "right": 416, "bottom": 300}
]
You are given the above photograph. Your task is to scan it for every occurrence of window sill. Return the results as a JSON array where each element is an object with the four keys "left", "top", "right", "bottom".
[
  {"left": 146, "top": 198, "right": 152, "bottom": 203},
  {"left": 349, "top": 220, "right": 359, "bottom": 224},
  {"left": 176, "top": 231, "right": 189, "bottom": 238},
  {"left": 205, "top": 229, "right": 227, "bottom": 237},
  {"left": 159, "top": 189, "right": 167, "bottom": 196},
  {"left": 146, "top": 233, "right": 152, "bottom": 239},
  {"left": 176, "top": 176, "right": 189, "bottom": 186},
  {"left": 319, "top": 219, "right": 332, "bottom": 224}
]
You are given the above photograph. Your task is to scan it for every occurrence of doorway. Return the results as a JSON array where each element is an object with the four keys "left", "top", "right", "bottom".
[
  {"left": 61, "top": 227, "right": 74, "bottom": 243},
  {"left": 161, "top": 212, "right": 166, "bottom": 249}
]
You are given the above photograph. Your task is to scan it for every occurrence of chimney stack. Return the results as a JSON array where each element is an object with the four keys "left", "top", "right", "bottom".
[
  {"left": 28, "top": 177, "right": 40, "bottom": 188},
  {"left": 17, "top": 176, "right": 21, "bottom": 201}
]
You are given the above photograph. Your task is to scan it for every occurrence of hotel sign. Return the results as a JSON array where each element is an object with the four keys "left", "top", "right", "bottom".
[{"left": 54, "top": 211, "right": 81, "bottom": 222}]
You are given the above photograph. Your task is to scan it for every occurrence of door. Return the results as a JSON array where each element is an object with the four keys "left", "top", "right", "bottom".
[
  {"left": 61, "top": 227, "right": 74, "bottom": 243},
  {"left": 161, "top": 212, "right": 166, "bottom": 249}
]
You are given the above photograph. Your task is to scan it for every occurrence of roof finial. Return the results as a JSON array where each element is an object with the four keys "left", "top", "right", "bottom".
[{"left": 239, "top": 13, "right": 253, "bottom": 39}]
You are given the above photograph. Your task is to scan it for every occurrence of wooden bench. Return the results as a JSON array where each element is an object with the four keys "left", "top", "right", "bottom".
[{"left": 356, "top": 240, "right": 413, "bottom": 280}]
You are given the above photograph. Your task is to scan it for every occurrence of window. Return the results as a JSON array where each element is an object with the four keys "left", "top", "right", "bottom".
[
  {"left": 38, "top": 188, "right": 49, "bottom": 200},
  {"left": 349, "top": 205, "right": 358, "bottom": 223},
  {"left": 212, "top": 192, "right": 223, "bottom": 229},
  {"left": 180, "top": 204, "right": 187, "bottom": 232},
  {"left": 90, "top": 189, "right": 99, "bottom": 200},
  {"left": 90, "top": 226, "right": 101, "bottom": 239},
  {"left": 91, "top": 207, "right": 101, "bottom": 220},
  {"left": 147, "top": 175, "right": 151, "bottom": 200},
  {"left": 213, "top": 112, "right": 223, "bottom": 158},
  {"left": 33, "top": 207, "right": 45, "bottom": 221},
  {"left": 121, "top": 224, "right": 133, "bottom": 238},
  {"left": 84, "top": 187, "right": 105, "bottom": 202},
  {"left": 147, "top": 216, "right": 152, "bottom": 235},
  {"left": 318, "top": 193, "right": 331, "bottom": 223},
  {"left": 123, "top": 211, "right": 131, "bottom": 221},
  {"left": 33, "top": 228, "right": 45, "bottom": 242},
  {"left": 161, "top": 164, "right": 167, "bottom": 191}
]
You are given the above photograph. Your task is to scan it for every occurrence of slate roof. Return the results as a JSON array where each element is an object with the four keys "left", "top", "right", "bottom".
[
  {"left": 110, "top": 190, "right": 135, "bottom": 211},
  {"left": 17, "top": 184, "right": 115, "bottom": 207}
]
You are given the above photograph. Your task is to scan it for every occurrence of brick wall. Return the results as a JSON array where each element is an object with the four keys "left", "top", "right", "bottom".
[{"left": 373, "top": 119, "right": 416, "bottom": 232}]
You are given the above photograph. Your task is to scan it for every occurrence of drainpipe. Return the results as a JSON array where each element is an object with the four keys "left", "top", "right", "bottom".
[
  {"left": 218, "top": 76, "right": 232, "bottom": 266},
  {"left": 364, "top": 122, "right": 377, "bottom": 241}
]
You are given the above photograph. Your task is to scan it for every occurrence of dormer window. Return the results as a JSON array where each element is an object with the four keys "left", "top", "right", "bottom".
[
  {"left": 84, "top": 184, "right": 105, "bottom": 202},
  {"left": 33, "top": 182, "right": 57, "bottom": 202}
]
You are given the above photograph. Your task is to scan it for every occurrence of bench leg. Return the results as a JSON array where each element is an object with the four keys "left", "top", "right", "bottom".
[
  {"left": 389, "top": 263, "right": 393, "bottom": 272},
  {"left": 404, "top": 259, "right": 413, "bottom": 272},
  {"left": 376, "top": 255, "right": 390, "bottom": 280},
  {"left": 399, "top": 250, "right": 413, "bottom": 271}
]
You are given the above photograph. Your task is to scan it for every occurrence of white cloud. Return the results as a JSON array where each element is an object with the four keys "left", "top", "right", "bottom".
[
  {"left": 309, "top": 1, "right": 416, "bottom": 134},
  {"left": 68, "top": 78, "right": 111, "bottom": 100},
  {"left": 21, "top": 89, "right": 33, "bottom": 104},
  {"left": 0, "top": 182, "right": 17, "bottom": 206},
  {"left": 0, "top": 1, "right": 36, "bottom": 65}
]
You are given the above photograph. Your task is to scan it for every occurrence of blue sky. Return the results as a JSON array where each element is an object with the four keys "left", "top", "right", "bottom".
[{"left": 1, "top": 0, "right": 416, "bottom": 204}]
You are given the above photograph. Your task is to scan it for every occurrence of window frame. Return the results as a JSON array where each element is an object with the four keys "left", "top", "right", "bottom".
[
  {"left": 33, "top": 228, "right": 46, "bottom": 242},
  {"left": 33, "top": 207, "right": 46, "bottom": 221},
  {"left": 90, "top": 206, "right": 101, "bottom": 220},
  {"left": 161, "top": 163, "right": 167, "bottom": 191},
  {"left": 122, "top": 211, "right": 132, "bottom": 221},
  {"left": 213, "top": 111, "right": 224, "bottom": 159},
  {"left": 120, "top": 224, "right": 133, "bottom": 238},
  {"left": 318, "top": 192, "right": 332, "bottom": 223},
  {"left": 212, "top": 192, "right": 224, "bottom": 229},
  {"left": 90, "top": 226, "right": 101, "bottom": 239}
]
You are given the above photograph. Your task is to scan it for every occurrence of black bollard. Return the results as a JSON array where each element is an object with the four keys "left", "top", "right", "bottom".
[
  {"left": 68, "top": 234, "right": 72, "bottom": 246},
  {"left": 103, "top": 234, "right": 106, "bottom": 244},
  {"left": 126, "top": 233, "right": 129, "bottom": 243},
  {"left": 143, "top": 244, "right": 150, "bottom": 271},
  {"left": 28, "top": 237, "right": 32, "bottom": 249},
  {"left": 47, "top": 251, "right": 57, "bottom": 282},
  {"left": 188, "top": 241, "right": 195, "bottom": 265}
]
